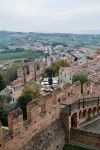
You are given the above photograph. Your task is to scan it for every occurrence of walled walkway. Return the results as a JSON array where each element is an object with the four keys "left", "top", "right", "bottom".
[{"left": 80, "top": 115, "right": 100, "bottom": 134}]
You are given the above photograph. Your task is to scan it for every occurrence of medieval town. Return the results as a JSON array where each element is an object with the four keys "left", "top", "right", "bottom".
[
  {"left": 0, "top": 48, "right": 100, "bottom": 150},
  {"left": 0, "top": 0, "right": 100, "bottom": 150}
]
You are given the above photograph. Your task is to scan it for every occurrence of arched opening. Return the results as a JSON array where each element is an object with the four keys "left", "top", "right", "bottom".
[
  {"left": 38, "top": 106, "right": 42, "bottom": 113},
  {"left": 58, "top": 98, "right": 61, "bottom": 102},
  {"left": 87, "top": 91, "right": 90, "bottom": 95},
  {"left": 88, "top": 108, "right": 92, "bottom": 119},
  {"left": 25, "top": 65, "right": 30, "bottom": 75},
  {"left": 68, "top": 92, "right": 70, "bottom": 98},
  {"left": 79, "top": 111, "right": 82, "bottom": 119},
  {"left": 71, "top": 113, "right": 78, "bottom": 127},
  {"left": 97, "top": 106, "right": 100, "bottom": 113},
  {"left": 82, "top": 109, "right": 87, "bottom": 118},
  {"left": 93, "top": 107, "right": 97, "bottom": 116}
]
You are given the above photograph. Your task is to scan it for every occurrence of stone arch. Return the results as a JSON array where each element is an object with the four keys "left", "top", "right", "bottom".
[
  {"left": 93, "top": 107, "right": 97, "bottom": 116},
  {"left": 38, "top": 106, "right": 42, "bottom": 113},
  {"left": 58, "top": 98, "right": 61, "bottom": 103},
  {"left": 71, "top": 113, "right": 77, "bottom": 127},
  {"left": 68, "top": 92, "right": 70, "bottom": 98},
  {"left": 87, "top": 91, "right": 90, "bottom": 95},
  {"left": 79, "top": 111, "right": 82, "bottom": 119},
  {"left": 88, "top": 108, "right": 92, "bottom": 119},
  {"left": 97, "top": 106, "right": 100, "bottom": 113},
  {"left": 25, "top": 65, "right": 30, "bottom": 75},
  {"left": 82, "top": 109, "right": 87, "bottom": 118}
]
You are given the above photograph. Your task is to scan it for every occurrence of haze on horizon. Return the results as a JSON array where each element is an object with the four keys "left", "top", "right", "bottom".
[{"left": 0, "top": 0, "right": 100, "bottom": 34}]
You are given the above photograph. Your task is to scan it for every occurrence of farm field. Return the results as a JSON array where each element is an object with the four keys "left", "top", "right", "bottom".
[{"left": 0, "top": 50, "right": 44, "bottom": 61}]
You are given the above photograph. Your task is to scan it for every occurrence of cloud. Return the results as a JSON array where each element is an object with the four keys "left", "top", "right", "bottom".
[
  {"left": 0, "top": 0, "right": 100, "bottom": 33},
  {"left": 54, "top": 4, "right": 100, "bottom": 17}
]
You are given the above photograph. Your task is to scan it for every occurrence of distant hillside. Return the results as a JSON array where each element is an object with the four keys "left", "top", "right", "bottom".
[{"left": 0, "top": 31, "right": 100, "bottom": 50}]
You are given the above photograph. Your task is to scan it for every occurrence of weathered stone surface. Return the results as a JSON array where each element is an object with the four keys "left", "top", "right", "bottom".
[{"left": 0, "top": 81, "right": 100, "bottom": 150}]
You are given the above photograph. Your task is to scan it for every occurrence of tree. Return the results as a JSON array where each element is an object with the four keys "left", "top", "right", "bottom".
[
  {"left": 52, "top": 59, "right": 69, "bottom": 76},
  {"left": 0, "top": 63, "right": 18, "bottom": 87},
  {"left": 72, "top": 72, "right": 88, "bottom": 93},
  {"left": 48, "top": 77, "right": 53, "bottom": 85},
  {"left": 0, "top": 74, "right": 5, "bottom": 91},
  {"left": 0, "top": 95, "right": 15, "bottom": 126},
  {"left": 45, "top": 67, "right": 53, "bottom": 78},
  {"left": 72, "top": 72, "right": 88, "bottom": 85},
  {"left": 0, "top": 108, "right": 9, "bottom": 126},
  {"left": 7, "top": 67, "right": 17, "bottom": 82},
  {"left": 22, "top": 82, "right": 40, "bottom": 99},
  {"left": 86, "top": 56, "right": 93, "bottom": 60},
  {"left": 17, "top": 92, "right": 32, "bottom": 119},
  {"left": 17, "top": 82, "right": 40, "bottom": 119},
  {"left": 42, "top": 59, "right": 69, "bottom": 79},
  {"left": 42, "top": 67, "right": 53, "bottom": 85},
  {"left": 74, "top": 57, "right": 78, "bottom": 61}
]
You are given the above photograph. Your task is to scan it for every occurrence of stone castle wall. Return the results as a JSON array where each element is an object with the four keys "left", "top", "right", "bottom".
[
  {"left": 0, "top": 88, "right": 64, "bottom": 150},
  {"left": 71, "top": 128, "right": 100, "bottom": 148},
  {"left": 0, "top": 81, "right": 100, "bottom": 150},
  {"left": 12, "top": 61, "right": 45, "bottom": 90}
]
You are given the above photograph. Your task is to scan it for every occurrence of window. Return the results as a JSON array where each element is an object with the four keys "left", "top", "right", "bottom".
[
  {"left": 39, "top": 106, "right": 42, "bottom": 113},
  {"left": 68, "top": 92, "right": 70, "bottom": 97},
  {"left": 87, "top": 91, "right": 90, "bottom": 94},
  {"left": 58, "top": 98, "right": 61, "bottom": 102}
]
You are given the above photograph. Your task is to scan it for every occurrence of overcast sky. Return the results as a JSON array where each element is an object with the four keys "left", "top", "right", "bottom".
[{"left": 0, "top": 0, "right": 100, "bottom": 33}]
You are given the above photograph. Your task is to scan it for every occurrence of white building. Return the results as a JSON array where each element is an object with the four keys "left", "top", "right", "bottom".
[
  {"left": 59, "top": 66, "right": 93, "bottom": 85},
  {"left": 59, "top": 67, "right": 73, "bottom": 85}
]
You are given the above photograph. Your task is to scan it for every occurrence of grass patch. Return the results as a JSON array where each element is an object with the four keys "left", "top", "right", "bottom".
[{"left": 3, "top": 127, "right": 9, "bottom": 135}]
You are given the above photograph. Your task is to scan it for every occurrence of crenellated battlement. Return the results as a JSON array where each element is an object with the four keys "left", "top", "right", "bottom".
[
  {"left": 12, "top": 61, "right": 45, "bottom": 91},
  {"left": 0, "top": 80, "right": 100, "bottom": 150}
]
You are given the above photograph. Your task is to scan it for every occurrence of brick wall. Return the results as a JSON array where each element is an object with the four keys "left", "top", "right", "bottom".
[
  {"left": 0, "top": 88, "right": 65, "bottom": 150},
  {"left": 0, "top": 80, "right": 100, "bottom": 150},
  {"left": 71, "top": 128, "right": 100, "bottom": 148}
]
